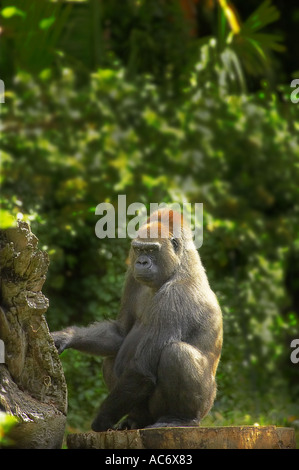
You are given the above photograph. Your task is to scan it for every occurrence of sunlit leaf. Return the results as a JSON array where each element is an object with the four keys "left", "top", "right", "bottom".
[
  {"left": 218, "top": 0, "right": 241, "bottom": 34},
  {"left": 39, "top": 15, "right": 56, "bottom": 30},
  {"left": 1, "top": 6, "right": 26, "bottom": 18},
  {"left": 0, "top": 211, "right": 17, "bottom": 229}
]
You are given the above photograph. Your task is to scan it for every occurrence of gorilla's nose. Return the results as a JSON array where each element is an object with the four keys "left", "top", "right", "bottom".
[{"left": 136, "top": 255, "right": 151, "bottom": 270}]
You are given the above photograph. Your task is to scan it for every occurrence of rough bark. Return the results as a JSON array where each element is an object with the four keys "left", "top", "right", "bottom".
[
  {"left": 67, "top": 426, "right": 296, "bottom": 449},
  {"left": 0, "top": 222, "right": 67, "bottom": 448}
]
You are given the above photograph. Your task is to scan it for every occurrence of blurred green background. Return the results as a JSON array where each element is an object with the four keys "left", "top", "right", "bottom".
[{"left": 1, "top": 0, "right": 299, "bottom": 438}]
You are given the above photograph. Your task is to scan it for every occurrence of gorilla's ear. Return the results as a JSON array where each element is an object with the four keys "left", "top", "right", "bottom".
[{"left": 170, "top": 238, "right": 180, "bottom": 252}]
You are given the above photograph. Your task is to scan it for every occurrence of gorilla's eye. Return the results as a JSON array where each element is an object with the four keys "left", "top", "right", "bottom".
[{"left": 171, "top": 238, "right": 179, "bottom": 252}]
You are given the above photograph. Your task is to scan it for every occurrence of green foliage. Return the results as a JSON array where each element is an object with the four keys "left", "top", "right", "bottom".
[
  {"left": 231, "top": 0, "right": 284, "bottom": 77},
  {"left": 0, "top": 0, "right": 283, "bottom": 90},
  {"left": 60, "top": 351, "right": 106, "bottom": 431},
  {"left": 0, "top": 0, "right": 72, "bottom": 78},
  {"left": 0, "top": 412, "right": 18, "bottom": 448},
  {"left": 197, "top": 0, "right": 284, "bottom": 93}
]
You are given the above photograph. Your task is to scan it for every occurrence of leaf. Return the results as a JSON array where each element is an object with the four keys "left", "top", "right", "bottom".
[
  {"left": 242, "top": 0, "right": 280, "bottom": 33},
  {"left": 0, "top": 211, "right": 17, "bottom": 229},
  {"left": 218, "top": 0, "right": 241, "bottom": 34},
  {"left": 0, "top": 412, "right": 18, "bottom": 431},
  {"left": 229, "top": 0, "right": 284, "bottom": 77},
  {"left": 1, "top": 6, "right": 26, "bottom": 18},
  {"left": 220, "top": 48, "right": 246, "bottom": 91},
  {"left": 0, "top": 412, "right": 18, "bottom": 446},
  {"left": 39, "top": 15, "right": 56, "bottom": 30}
]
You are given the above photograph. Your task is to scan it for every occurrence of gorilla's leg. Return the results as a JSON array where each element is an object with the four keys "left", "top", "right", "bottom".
[
  {"left": 91, "top": 369, "right": 155, "bottom": 432},
  {"left": 101, "top": 357, "right": 154, "bottom": 429},
  {"left": 115, "top": 406, "right": 153, "bottom": 430},
  {"left": 148, "top": 342, "right": 216, "bottom": 427},
  {"left": 102, "top": 357, "right": 117, "bottom": 391}
]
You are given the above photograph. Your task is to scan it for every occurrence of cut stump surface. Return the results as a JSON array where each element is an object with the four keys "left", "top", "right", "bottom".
[{"left": 67, "top": 425, "right": 296, "bottom": 449}]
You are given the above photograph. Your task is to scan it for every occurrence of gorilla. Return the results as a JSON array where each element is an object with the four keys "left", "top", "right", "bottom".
[{"left": 52, "top": 209, "right": 223, "bottom": 431}]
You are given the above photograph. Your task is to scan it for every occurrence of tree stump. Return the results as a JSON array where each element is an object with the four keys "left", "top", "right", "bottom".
[
  {"left": 0, "top": 222, "right": 67, "bottom": 448},
  {"left": 67, "top": 426, "right": 296, "bottom": 449}
]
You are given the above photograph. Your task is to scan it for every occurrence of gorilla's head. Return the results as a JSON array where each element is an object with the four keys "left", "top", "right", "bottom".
[{"left": 130, "top": 209, "right": 193, "bottom": 289}]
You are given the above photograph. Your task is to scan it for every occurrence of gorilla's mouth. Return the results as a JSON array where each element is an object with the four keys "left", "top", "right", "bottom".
[
  {"left": 134, "top": 271, "right": 156, "bottom": 287},
  {"left": 134, "top": 272, "right": 153, "bottom": 282}
]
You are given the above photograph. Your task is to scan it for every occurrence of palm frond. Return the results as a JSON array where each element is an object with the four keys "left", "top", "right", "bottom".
[
  {"left": 242, "top": 0, "right": 280, "bottom": 33},
  {"left": 228, "top": 0, "right": 284, "bottom": 77}
]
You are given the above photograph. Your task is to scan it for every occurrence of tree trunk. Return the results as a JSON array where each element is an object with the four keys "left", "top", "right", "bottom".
[{"left": 0, "top": 222, "right": 67, "bottom": 448}]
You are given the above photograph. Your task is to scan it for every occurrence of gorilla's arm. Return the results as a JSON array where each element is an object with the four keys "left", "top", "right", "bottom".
[
  {"left": 51, "top": 271, "right": 140, "bottom": 357},
  {"left": 52, "top": 321, "right": 124, "bottom": 356}
]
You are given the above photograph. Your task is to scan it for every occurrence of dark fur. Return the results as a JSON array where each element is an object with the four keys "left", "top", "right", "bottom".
[{"left": 52, "top": 210, "right": 223, "bottom": 431}]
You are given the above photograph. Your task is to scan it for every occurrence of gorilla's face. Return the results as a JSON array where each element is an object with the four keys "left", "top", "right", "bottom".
[{"left": 131, "top": 236, "right": 181, "bottom": 289}]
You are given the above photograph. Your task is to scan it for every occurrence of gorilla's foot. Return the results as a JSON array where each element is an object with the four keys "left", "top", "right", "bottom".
[{"left": 146, "top": 417, "right": 200, "bottom": 428}]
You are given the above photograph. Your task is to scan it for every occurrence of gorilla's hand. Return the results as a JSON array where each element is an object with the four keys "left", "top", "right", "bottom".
[{"left": 51, "top": 328, "right": 75, "bottom": 354}]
